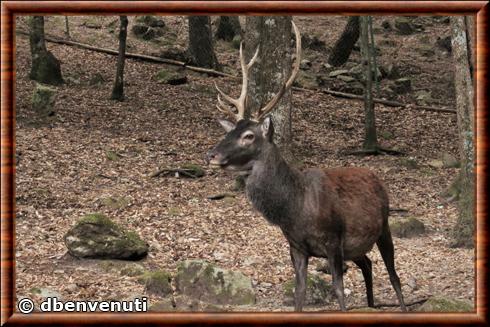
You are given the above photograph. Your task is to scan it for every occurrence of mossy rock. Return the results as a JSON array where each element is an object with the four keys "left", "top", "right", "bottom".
[
  {"left": 283, "top": 273, "right": 333, "bottom": 306},
  {"left": 29, "top": 51, "right": 63, "bottom": 85},
  {"left": 32, "top": 83, "right": 57, "bottom": 117},
  {"left": 132, "top": 24, "right": 164, "bottom": 40},
  {"left": 138, "top": 270, "right": 173, "bottom": 297},
  {"left": 89, "top": 73, "right": 105, "bottom": 86},
  {"left": 101, "top": 196, "right": 130, "bottom": 210},
  {"left": 175, "top": 260, "right": 256, "bottom": 305},
  {"left": 389, "top": 217, "right": 426, "bottom": 238},
  {"left": 416, "top": 296, "right": 473, "bottom": 312},
  {"left": 156, "top": 69, "right": 187, "bottom": 85},
  {"left": 149, "top": 298, "right": 176, "bottom": 312},
  {"left": 399, "top": 157, "right": 419, "bottom": 169},
  {"left": 105, "top": 150, "right": 120, "bottom": 161},
  {"left": 135, "top": 15, "right": 165, "bottom": 28},
  {"left": 441, "top": 152, "right": 460, "bottom": 168},
  {"left": 394, "top": 17, "right": 414, "bottom": 35},
  {"left": 64, "top": 213, "right": 148, "bottom": 260}
]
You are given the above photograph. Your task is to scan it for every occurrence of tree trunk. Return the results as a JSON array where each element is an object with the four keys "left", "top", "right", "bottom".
[
  {"left": 360, "top": 16, "right": 378, "bottom": 151},
  {"left": 244, "top": 16, "right": 293, "bottom": 160},
  {"left": 188, "top": 16, "right": 220, "bottom": 69},
  {"left": 64, "top": 16, "right": 70, "bottom": 39},
  {"left": 111, "top": 16, "right": 128, "bottom": 101},
  {"left": 328, "top": 16, "right": 360, "bottom": 67},
  {"left": 215, "top": 16, "right": 241, "bottom": 42},
  {"left": 450, "top": 16, "right": 475, "bottom": 248},
  {"left": 29, "top": 16, "right": 63, "bottom": 85}
]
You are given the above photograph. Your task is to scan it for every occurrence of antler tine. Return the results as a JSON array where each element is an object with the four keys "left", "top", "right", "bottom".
[
  {"left": 255, "top": 21, "right": 301, "bottom": 121},
  {"left": 215, "top": 82, "right": 239, "bottom": 107}
]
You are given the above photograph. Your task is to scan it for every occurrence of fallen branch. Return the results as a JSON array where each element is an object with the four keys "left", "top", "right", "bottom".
[
  {"left": 344, "top": 146, "right": 405, "bottom": 156},
  {"left": 17, "top": 30, "right": 455, "bottom": 114},
  {"left": 348, "top": 297, "right": 429, "bottom": 311},
  {"left": 150, "top": 168, "right": 203, "bottom": 179}
]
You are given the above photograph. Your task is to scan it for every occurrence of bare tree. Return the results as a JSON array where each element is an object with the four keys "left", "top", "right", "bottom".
[
  {"left": 111, "top": 16, "right": 128, "bottom": 101},
  {"left": 244, "top": 16, "right": 294, "bottom": 160},
  {"left": 450, "top": 16, "right": 475, "bottom": 248},
  {"left": 29, "top": 16, "right": 63, "bottom": 85},
  {"left": 328, "top": 16, "right": 360, "bottom": 67},
  {"left": 188, "top": 16, "right": 220, "bottom": 69},
  {"left": 64, "top": 16, "right": 70, "bottom": 39}
]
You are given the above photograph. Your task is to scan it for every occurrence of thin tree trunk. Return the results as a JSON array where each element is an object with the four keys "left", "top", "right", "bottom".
[
  {"left": 64, "top": 16, "right": 70, "bottom": 39},
  {"left": 244, "top": 16, "right": 293, "bottom": 160},
  {"left": 450, "top": 16, "right": 475, "bottom": 248},
  {"left": 188, "top": 16, "right": 220, "bottom": 69},
  {"left": 360, "top": 16, "right": 378, "bottom": 151},
  {"left": 328, "top": 16, "right": 360, "bottom": 67},
  {"left": 111, "top": 16, "right": 128, "bottom": 101}
]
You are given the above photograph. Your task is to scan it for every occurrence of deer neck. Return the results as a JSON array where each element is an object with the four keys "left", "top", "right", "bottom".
[{"left": 245, "top": 144, "right": 305, "bottom": 227}]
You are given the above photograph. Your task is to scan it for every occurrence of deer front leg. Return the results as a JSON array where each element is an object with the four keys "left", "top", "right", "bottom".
[{"left": 290, "top": 246, "right": 309, "bottom": 311}]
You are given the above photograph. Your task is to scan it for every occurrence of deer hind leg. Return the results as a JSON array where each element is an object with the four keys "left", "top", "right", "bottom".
[
  {"left": 353, "top": 255, "right": 374, "bottom": 307},
  {"left": 290, "top": 246, "right": 309, "bottom": 311},
  {"left": 328, "top": 248, "right": 347, "bottom": 311},
  {"left": 376, "top": 224, "right": 407, "bottom": 311}
]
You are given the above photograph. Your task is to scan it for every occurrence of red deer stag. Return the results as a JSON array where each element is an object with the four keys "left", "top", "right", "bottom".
[{"left": 206, "top": 21, "right": 406, "bottom": 312}]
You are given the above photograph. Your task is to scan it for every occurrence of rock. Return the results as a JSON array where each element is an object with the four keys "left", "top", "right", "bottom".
[
  {"left": 341, "top": 81, "right": 365, "bottom": 96},
  {"left": 301, "top": 34, "right": 326, "bottom": 51},
  {"left": 138, "top": 270, "right": 173, "bottom": 297},
  {"left": 149, "top": 298, "right": 175, "bottom": 312},
  {"left": 393, "top": 78, "right": 411, "bottom": 94},
  {"left": 31, "top": 287, "right": 62, "bottom": 299},
  {"left": 399, "top": 157, "right": 419, "bottom": 169},
  {"left": 417, "top": 45, "right": 435, "bottom": 57},
  {"left": 32, "top": 83, "right": 56, "bottom": 117},
  {"left": 394, "top": 17, "right": 414, "bottom": 35},
  {"left": 283, "top": 273, "right": 333, "bottom": 306},
  {"left": 136, "top": 15, "right": 165, "bottom": 28},
  {"left": 64, "top": 213, "right": 148, "bottom": 260},
  {"left": 100, "top": 196, "right": 130, "bottom": 210},
  {"left": 89, "top": 73, "right": 105, "bottom": 86},
  {"left": 441, "top": 152, "right": 460, "bottom": 168},
  {"left": 82, "top": 21, "right": 102, "bottom": 29},
  {"left": 389, "top": 217, "right": 426, "bottom": 238},
  {"left": 66, "top": 283, "right": 78, "bottom": 293},
  {"left": 416, "top": 296, "right": 473, "bottom": 312},
  {"left": 385, "top": 63, "right": 401, "bottom": 79},
  {"left": 328, "top": 69, "right": 349, "bottom": 78},
  {"left": 158, "top": 47, "right": 189, "bottom": 62},
  {"left": 381, "top": 20, "right": 392, "bottom": 30},
  {"left": 436, "top": 36, "right": 452, "bottom": 53},
  {"left": 132, "top": 24, "right": 164, "bottom": 40},
  {"left": 300, "top": 59, "right": 312, "bottom": 70},
  {"left": 156, "top": 69, "right": 188, "bottom": 85},
  {"left": 415, "top": 90, "right": 432, "bottom": 105},
  {"left": 337, "top": 75, "right": 355, "bottom": 83},
  {"left": 427, "top": 159, "right": 444, "bottom": 168},
  {"left": 175, "top": 260, "right": 256, "bottom": 305}
]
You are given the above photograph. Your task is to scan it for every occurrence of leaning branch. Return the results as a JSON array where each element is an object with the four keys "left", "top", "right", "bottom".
[{"left": 17, "top": 30, "right": 455, "bottom": 114}]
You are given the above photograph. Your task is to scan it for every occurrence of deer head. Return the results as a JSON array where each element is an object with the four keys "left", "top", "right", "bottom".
[{"left": 206, "top": 21, "right": 301, "bottom": 171}]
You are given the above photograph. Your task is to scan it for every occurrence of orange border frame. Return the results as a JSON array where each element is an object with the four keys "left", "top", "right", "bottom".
[{"left": 1, "top": 1, "right": 488, "bottom": 326}]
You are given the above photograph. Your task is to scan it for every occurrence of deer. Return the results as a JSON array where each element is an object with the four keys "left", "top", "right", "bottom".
[{"left": 205, "top": 21, "right": 407, "bottom": 312}]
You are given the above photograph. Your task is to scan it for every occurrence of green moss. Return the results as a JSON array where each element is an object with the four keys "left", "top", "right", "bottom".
[
  {"left": 380, "top": 130, "right": 394, "bottom": 140},
  {"left": 101, "top": 196, "right": 130, "bottom": 209},
  {"left": 30, "top": 287, "right": 41, "bottom": 294},
  {"left": 168, "top": 207, "right": 181, "bottom": 216},
  {"left": 180, "top": 163, "right": 205, "bottom": 177},
  {"left": 399, "top": 157, "right": 418, "bottom": 169},
  {"left": 138, "top": 270, "right": 173, "bottom": 296},
  {"left": 417, "top": 297, "right": 473, "bottom": 312},
  {"left": 105, "top": 150, "right": 119, "bottom": 161},
  {"left": 80, "top": 213, "right": 118, "bottom": 228},
  {"left": 232, "top": 35, "right": 241, "bottom": 49}
]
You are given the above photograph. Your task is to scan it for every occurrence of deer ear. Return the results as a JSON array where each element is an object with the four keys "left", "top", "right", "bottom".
[
  {"left": 218, "top": 119, "right": 235, "bottom": 132},
  {"left": 261, "top": 116, "right": 274, "bottom": 141}
]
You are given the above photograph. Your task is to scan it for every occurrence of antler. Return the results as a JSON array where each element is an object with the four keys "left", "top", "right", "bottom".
[
  {"left": 214, "top": 42, "right": 259, "bottom": 121},
  {"left": 253, "top": 21, "right": 302, "bottom": 121},
  {"left": 214, "top": 20, "right": 301, "bottom": 122}
]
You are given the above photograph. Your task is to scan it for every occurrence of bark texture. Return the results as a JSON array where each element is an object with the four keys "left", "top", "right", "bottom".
[
  {"left": 244, "top": 16, "right": 293, "bottom": 160},
  {"left": 360, "top": 17, "right": 378, "bottom": 151},
  {"left": 328, "top": 16, "right": 360, "bottom": 67},
  {"left": 111, "top": 16, "right": 128, "bottom": 101},
  {"left": 215, "top": 16, "right": 241, "bottom": 41},
  {"left": 29, "top": 16, "right": 63, "bottom": 85},
  {"left": 450, "top": 16, "right": 475, "bottom": 248},
  {"left": 188, "top": 16, "right": 220, "bottom": 69}
]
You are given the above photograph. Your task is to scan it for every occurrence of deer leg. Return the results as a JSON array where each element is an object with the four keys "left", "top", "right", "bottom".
[
  {"left": 376, "top": 225, "right": 407, "bottom": 311},
  {"left": 328, "top": 248, "right": 347, "bottom": 311},
  {"left": 353, "top": 255, "right": 374, "bottom": 307},
  {"left": 290, "top": 246, "right": 309, "bottom": 311}
]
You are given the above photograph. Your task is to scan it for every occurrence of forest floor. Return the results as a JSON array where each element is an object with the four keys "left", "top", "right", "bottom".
[{"left": 14, "top": 16, "right": 474, "bottom": 312}]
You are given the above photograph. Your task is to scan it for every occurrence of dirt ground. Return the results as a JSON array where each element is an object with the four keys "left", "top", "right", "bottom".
[{"left": 14, "top": 16, "right": 474, "bottom": 312}]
